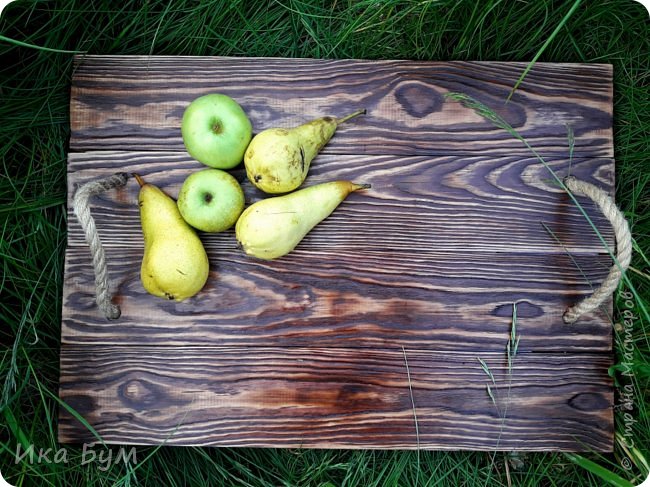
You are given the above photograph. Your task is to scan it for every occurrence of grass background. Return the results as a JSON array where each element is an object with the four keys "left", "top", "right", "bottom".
[{"left": 0, "top": 0, "right": 648, "bottom": 485}]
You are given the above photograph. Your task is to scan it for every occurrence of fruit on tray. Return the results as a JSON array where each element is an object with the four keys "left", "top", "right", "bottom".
[
  {"left": 244, "top": 108, "right": 365, "bottom": 194},
  {"left": 181, "top": 94, "right": 252, "bottom": 169},
  {"left": 177, "top": 169, "right": 245, "bottom": 233},
  {"left": 135, "top": 174, "right": 209, "bottom": 301},
  {"left": 235, "top": 180, "right": 370, "bottom": 260}
]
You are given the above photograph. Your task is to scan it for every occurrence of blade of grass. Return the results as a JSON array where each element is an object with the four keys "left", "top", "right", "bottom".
[
  {"left": 42, "top": 388, "right": 106, "bottom": 448},
  {"left": 563, "top": 453, "right": 634, "bottom": 487},
  {"left": 445, "top": 91, "right": 650, "bottom": 330},
  {"left": 401, "top": 346, "right": 419, "bottom": 486},
  {"left": 3, "top": 407, "right": 32, "bottom": 455},
  {"left": 506, "top": 0, "right": 583, "bottom": 101},
  {"left": 0, "top": 34, "right": 84, "bottom": 53}
]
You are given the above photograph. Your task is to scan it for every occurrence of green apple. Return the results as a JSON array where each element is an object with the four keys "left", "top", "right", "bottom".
[
  {"left": 181, "top": 94, "right": 252, "bottom": 169},
  {"left": 177, "top": 169, "right": 245, "bottom": 233}
]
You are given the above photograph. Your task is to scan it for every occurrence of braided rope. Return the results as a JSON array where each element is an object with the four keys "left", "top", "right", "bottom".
[
  {"left": 72, "top": 172, "right": 129, "bottom": 320},
  {"left": 562, "top": 176, "right": 632, "bottom": 324},
  {"left": 69, "top": 173, "right": 631, "bottom": 324}
]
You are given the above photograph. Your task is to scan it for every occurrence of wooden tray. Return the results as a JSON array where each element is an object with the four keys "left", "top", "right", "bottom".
[{"left": 59, "top": 56, "right": 614, "bottom": 450}]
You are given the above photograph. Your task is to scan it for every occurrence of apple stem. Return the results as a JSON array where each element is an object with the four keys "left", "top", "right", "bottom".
[
  {"left": 133, "top": 173, "right": 145, "bottom": 187},
  {"left": 336, "top": 108, "right": 366, "bottom": 125}
]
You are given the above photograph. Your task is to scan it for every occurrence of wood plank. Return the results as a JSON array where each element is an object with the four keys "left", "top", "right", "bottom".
[
  {"left": 66, "top": 151, "right": 615, "bottom": 253},
  {"left": 63, "top": 151, "right": 615, "bottom": 350},
  {"left": 58, "top": 346, "right": 613, "bottom": 451},
  {"left": 61, "top": 245, "right": 613, "bottom": 350},
  {"left": 70, "top": 56, "right": 613, "bottom": 158}
]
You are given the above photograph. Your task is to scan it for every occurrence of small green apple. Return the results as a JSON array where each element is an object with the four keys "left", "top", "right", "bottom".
[
  {"left": 177, "top": 169, "right": 245, "bottom": 233},
  {"left": 181, "top": 94, "right": 252, "bottom": 169}
]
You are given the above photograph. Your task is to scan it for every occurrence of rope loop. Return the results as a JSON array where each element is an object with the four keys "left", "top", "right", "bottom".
[
  {"left": 562, "top": 176, "right": 632, "bottom": 324},
  {"left": 72, "top": 172, "right": 129, "bottom": 320},
  {"left": 70, "top": 173, "right": 632, "bottom": 324}
]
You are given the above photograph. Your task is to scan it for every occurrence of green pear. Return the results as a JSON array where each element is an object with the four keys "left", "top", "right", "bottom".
[
  {"left": 135, "top": 174, "right": 209, "bottom": 301},
  {"left": 244, "top": 109, "right": 365, "bottom": 194},
  {"left": 235, "top": 180, "right": 370, "bottom": 260}
]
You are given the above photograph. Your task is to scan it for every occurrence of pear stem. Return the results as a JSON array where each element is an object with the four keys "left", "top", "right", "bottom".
[
  {"left": 352, "top": 183, "right": 372, "bottom": 191},
  {"left": 133, "top": 173, "right": 145, "bottom": 187},
  {"left": 336, "top": 108, "right": 366, "bottom": 125}
]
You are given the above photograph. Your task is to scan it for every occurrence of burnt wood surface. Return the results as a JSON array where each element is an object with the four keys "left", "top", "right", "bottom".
[
  {"left": 62, "top": 152, "right": 614, "bottom": 351},
  {"left": 60, "top": 56, "right": 615, "bottom": 451},
  {"left": 59, "top": 346, "right": 613, "bottom": 450},
  {"left": 70, "top": 57, "right": 613, "bottom": 158}
]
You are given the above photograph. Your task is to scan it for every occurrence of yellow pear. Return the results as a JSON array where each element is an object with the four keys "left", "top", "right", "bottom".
[
  {"left": 135, "top": 174, "right": 209, "bottom": 301},
  {"left": 244, "top": 109, "right": 365, "bottom": 194},
  {"left": 235, "top": 180, "right": 370, "bottom": 260}
]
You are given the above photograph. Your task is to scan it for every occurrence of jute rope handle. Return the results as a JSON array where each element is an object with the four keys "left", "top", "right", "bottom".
[
  {"left": 72, "top": 172, "right": 130, "bottom": 320},
  {"left": 71, "top": 173, "right": 631, "bottom": 324},
  {"left": 562, "top": 176, "right": 632, "bottom": 324}
]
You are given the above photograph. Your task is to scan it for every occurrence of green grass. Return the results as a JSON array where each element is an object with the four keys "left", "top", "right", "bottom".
[{"left": 1, "top": 0, "right": 649, "bottom": 485}]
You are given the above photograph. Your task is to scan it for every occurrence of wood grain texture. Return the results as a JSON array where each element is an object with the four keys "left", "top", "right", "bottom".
[
  {"left": 65, "top": 151, "right": 615, "bottom": 253},
  {"left": 62, "top": 245, "right": 613, "bottom": 350},
  {"left": 61, "top": 56, "right": 616, "bottom": 450},
  {"left": 58, "top": 346, "right": 613, "bottom": 451},
  {"left": 62, "top": 152, "right": 615, "bottom": 350},
  {"left": 70, "top": 56, "right": 613, "bottom": 158}
]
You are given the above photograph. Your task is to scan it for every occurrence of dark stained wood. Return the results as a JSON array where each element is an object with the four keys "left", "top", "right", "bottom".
[
  {"left": 70, "top": 56, "right": 613, "bottom": 158},
  {"left": 62, "top": 152, "right": 615, "bottom": 351},
  {"left": 60, "top": 56, "right": 616, "bottom": 450},
  {"left": 65, "top": 151, "right": 615, "bottom": 253},
  {"left": 58, "top": 346, "right": 613, "bottom": 451},
  {"left": 62, "top": 245, "right": 613, "bottom": 350}
]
